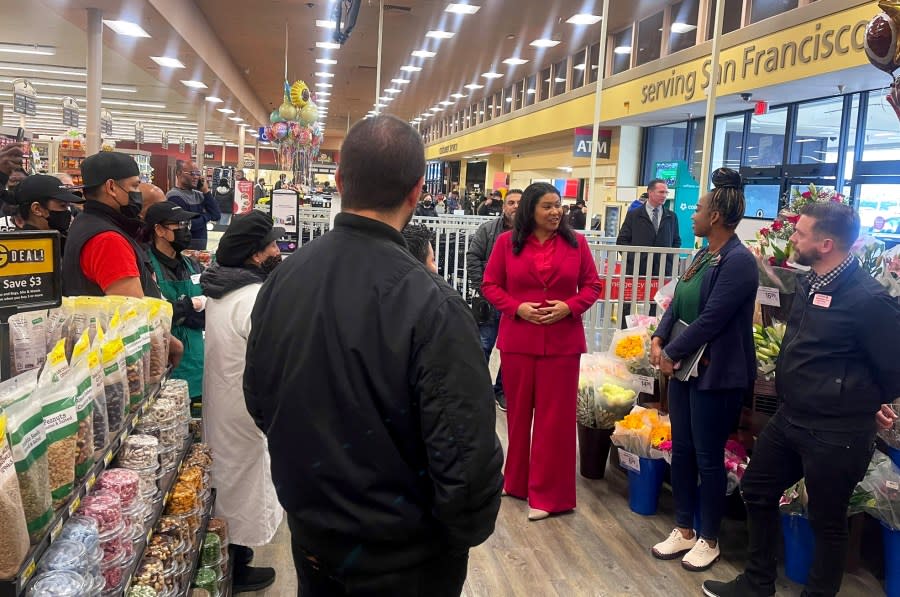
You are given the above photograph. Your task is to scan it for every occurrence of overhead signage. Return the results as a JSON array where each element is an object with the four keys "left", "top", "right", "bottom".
[
  {"left": 439, "top": 143, "right": 458, "bottom": 155},
  {"left": 573, "top": 127, "right": 612, "bottom": 158},
  {"left": 0, "top": 232, "right": 61, "bottom": 317},
  {"left": 100, "top": 109, "right": 113, "bottom": 136},
  {"left": 179, "top": 137, "right": 185, "bottom": 153},
  {"left": 311, "top": 164, "right": 336, "bottom": 174},
  {"left": 161, "top": 130, "right": 168, "bottom": 149},
  {"left": 12, "top": 79, "right": 36, "bottom": 117},
  {"left": 242, "top": 152, "right": 255, "bottom": 168},
  {"left": 203, "top": 151, "right": 214, "bottom": 160},
  {"left": 134, "top": 121, "right": 144, "bottom": 144},
  {"left": 61, "top": 97, "right": 79, "bottom": 128}
]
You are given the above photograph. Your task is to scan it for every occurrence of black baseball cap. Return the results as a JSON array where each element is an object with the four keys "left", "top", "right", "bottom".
[
  {"left": 575, "top": 199, "right": 586, "bottom": 207},
  {"left": 491, "top": 190, "right": 502, "bottom": 197},
  {"left": 216, "top": 210, "right": 285, "bottom": 267},
  {"left": 145, "top": 201, "right": 200, "bottom": 227},
  {"left": 15, "top": 174, "right": 84, "bottom": 205},
  {"left": 80, "top": 151, "right": 140, "bottom": 189}
]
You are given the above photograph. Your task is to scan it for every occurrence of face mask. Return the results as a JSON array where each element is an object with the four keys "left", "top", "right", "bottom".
[
  {"left": 259, "top": 255, "right": 282, "bottom": 275},
  {"left": 171, "top": 228, "right": 192, "bottom": 252},
  {"left": 46, "top": 209, "right": 72, "bottom": 233},
  {"left": 424, "top": 201, "right": 433, "bottom": 207},
  {"left": 115, "top": 183, "right": 143, "bottom": 219}
]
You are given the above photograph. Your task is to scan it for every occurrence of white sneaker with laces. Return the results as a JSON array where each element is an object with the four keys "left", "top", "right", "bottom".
[
  {"left": 682, "top": 538, "right": 720, "bottom": 571},
  {"left": 651, "top": 528, "right": 697, "bottom": 560}
]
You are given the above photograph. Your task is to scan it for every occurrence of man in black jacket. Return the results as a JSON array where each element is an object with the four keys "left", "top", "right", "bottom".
[
  {"left": 704, "top": 203, "right": 900, "bottom": 597},
  {"left": 465, "top": 189, "right": 521, "bottom": 411},
  {"left": 244, "top": 114, "right": 503, "bottom": 597}
]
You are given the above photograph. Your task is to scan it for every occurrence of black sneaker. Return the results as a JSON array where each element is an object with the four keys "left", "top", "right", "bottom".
[
  {"left": 233, "top": 565, "right": 276, "bottom": 593},
  {"left": 229, "top": 544, "right": 254, "bottom": 568},
  {"left": 702, "top": 575, "right": 774, "bottom": 597},
  {"left": 495, "top": 392, "right": 507, "bottom": 412}
]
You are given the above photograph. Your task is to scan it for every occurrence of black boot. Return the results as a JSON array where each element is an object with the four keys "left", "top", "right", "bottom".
[
  {"left": 229, "top": 544, "right": 255, "bottom": 568},
  {"left": 232, "top": 558, "right": 276, "bottom": 593}
]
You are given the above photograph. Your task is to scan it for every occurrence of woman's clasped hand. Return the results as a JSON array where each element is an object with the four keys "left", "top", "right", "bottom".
[{"left": 516, "top": 300, "right": 572, "bottom": 325}]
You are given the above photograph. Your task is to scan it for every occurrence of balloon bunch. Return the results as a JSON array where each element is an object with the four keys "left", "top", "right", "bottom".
[
  {"left": 865, "top": 1, "right": 900, "bottom": 122},
  {"left": 259, "top": 80, "right": 326, "bottom": 171}
]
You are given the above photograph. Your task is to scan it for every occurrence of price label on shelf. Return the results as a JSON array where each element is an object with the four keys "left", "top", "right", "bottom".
[
  {"left": 104, "top": 449, "right": 114, "bottom": 466},
  {"left": 888, "top": 481, "right": 899, "bottom": 491},
  {"left": 86, "top": 472, "right": 97, "bottom": 490},
  {"left": 636, "top": 375, "right": 656, "bottom": 394},
  {"left": 21, "top": 558, "right": 36, "bottom": 584},
  {"left": 757, "top": 286, "right": 780, "bottom": 307},
  {"left": 618, "top": 449, "right": 641, "bottom": 473},
  {"left": 68, "top": 495, "right": 81, "bottom": 516},
  {"left": 50, "top": 519, "right": 63, "bottom": 542}
]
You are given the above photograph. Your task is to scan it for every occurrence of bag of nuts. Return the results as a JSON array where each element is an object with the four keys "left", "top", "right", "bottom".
[
  {"left": 37, "top": 339, "right": 79, "bottom": 509},
  {"left": 144, "top": 298, "right": 173, "bottom": 386},
  {"left": 69, "top": 347, "right": 95, "bottom": 479},
  {"left": 9, "top": 310, "right": 47, "bottom": 376},
  {"left": 73, "top": 331, "right": 108, "bottom": 454},
  {"left": 98, "top": 326, "right": 128, "bottom": 435},
  {"left": 0, "top": 408, "right": 30, "bottom": 576}
]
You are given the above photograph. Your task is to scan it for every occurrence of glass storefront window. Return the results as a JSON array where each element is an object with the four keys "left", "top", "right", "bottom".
[
  {"left": 503, "top": 86, "right": 513, "bottom": 114},
  {"left": 790, "top": 97, "right": 843, "bottom": 165},
  {"left": 708, "top": 0, "right": 743, "bottom": 40},
  {"left": 863, "top": 93, "right": 900, "bottom": 162},
  {"left": 611, "top": 27, "right": 633, "bottom": 75},
  {"left": 552, "top": 58, "right": 568, "bottom": 97},
  {"left": 540, "top": 68, "right": 551, "bottom": 102},
  {"left": 857, "top": 184, "right": 900, "bottom": 233},
  {"left": 643, "top": 122, "right": 688, "bottom": 183},
  {"left": 710, "top": 113, "right": 745, "bottom": 173},
  {"left": 515, "top": 80, "right": 525, "bottom": 111},
  {"left": 588, "top": 43, "right": 601, "bottom": 83},
  {"left": 524, "top": 75, "right": 537, "bottom": 107},
  {"left": 688, "top": 118, "right": 706, "bottom": 181},
  {"left": 637, "top": 12, "right": 664, "bottom": 66},
  {"left": 669, "top": 0, "right": 699, "bottom": 54},
  {"left": 572, "top": 49, "right": 586, "bottom": 88},
  {"left": 844, "top": 96, "right": 860, "bottom": 181},
  {"left": 744, "top": 107, "right": 788, "bottom": 168},
  {"left": 750, "top": 0, "right": 798, "bottom": 25}
]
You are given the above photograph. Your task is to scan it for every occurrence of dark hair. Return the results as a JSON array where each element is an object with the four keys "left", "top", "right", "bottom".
[
  {"left": 175, "top": 160, "right": 187, "bottom": 175},
  {"left": 800, "top": 202, "right": 860, "bottom": 250},
  {"left": 401, "top": 223, "right": 434, "bottom": 265},
  {"left": 506, "top": 188, "right": 523, "bottom": 196},
  {"left": 705, "top": 167, "right": 745, "bottom": 229},
  {"left": 17, "top": 197, "right": 48, "bottom": 220},
  {"left": 647, "top": 179, "right": 666, "bottom": 193},
  {"left": 512, "top": 182, "right": 578, "bottom": 255},
  {"left": 339, "top": 115, "right": 425, "bottom": 212}
]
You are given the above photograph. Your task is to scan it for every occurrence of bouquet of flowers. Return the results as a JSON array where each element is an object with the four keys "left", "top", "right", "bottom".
[
  {"left": 780, "top": 479, "right": 809, "bottom": 516},
  {"left": 609, "top": 325, "right": 656, "bottom": 378},
  {"left": 753, "top": 322, "right": 785, "bottom": 377},
  {"left": 857, "top": 451, "right": 900, "bottom": 530},
  {"left": 725, "top": 440, "right": 749, "bottom": 496},
  {"left": 611, "top": 406, "right": 670, "bottom": 459},
  {"left": 880, "top": 245, "right": 900, "bottom": 298},
  {"left": 852, "top": 235, "right": 886, "bottom": 279},
  {"left": 577, "top": 354, "right": 638, "bottom": 430}
]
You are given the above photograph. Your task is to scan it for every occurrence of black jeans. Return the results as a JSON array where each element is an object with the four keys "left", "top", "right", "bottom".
[
  {"left": 477, "top": 310, "right": 502, "bottom": 394},
  {"left": 668, "top": 379, "right": 743, "bottom": 540},
  {"left": 740, "top": 411, "right": 875, "bottom": 597}
]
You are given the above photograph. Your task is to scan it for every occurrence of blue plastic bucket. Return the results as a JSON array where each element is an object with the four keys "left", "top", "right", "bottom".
[
  {"left": 627, "top": 457, "right": 668, "bottom": 516},
  {"left": 781, "top": 513, "right": 815, "bottom": 585},
  {"left": 887, "top": 446, "right": 900, "bottom": 470},
  {"left": 883, "top": 523, "right": 900, "bottom": 597}
]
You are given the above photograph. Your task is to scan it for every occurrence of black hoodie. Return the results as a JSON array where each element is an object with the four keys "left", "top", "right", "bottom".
[{"left": 199, "top": 263, "right": 266, "bottom": 299}]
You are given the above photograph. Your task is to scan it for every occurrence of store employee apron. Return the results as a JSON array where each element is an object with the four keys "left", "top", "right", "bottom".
[{"left": 149, "top": 253, "right": 205, "bottom": 398}]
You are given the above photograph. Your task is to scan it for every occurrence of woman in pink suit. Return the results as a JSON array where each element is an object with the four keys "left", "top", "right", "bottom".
[{"left": 482, "top": 182, "right": 601, "bottom": 521}]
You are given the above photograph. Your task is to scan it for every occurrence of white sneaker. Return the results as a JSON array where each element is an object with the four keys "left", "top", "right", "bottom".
[
  {"left": 682, "top": 538, "right": 720, "bottom": 571},
  {"left": 651, "top": 528, "right": 697, "bottom": 560}
]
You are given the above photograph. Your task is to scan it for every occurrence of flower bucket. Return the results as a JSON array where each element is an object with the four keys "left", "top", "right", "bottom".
[
  {"left": 883, "top": 523, "right": 900, "bottom": 597},
  {"left": 886, "top": 445, "right": 900, "bottom": 470},
  {"left": 577, "top": 424, "right": 613, "bottom": 479},
  {"left": 626, "top": 455, "right": 667, "bottom": 515},
  {"left": 781, "top": 513, "right": 815, "bottom": 585}
]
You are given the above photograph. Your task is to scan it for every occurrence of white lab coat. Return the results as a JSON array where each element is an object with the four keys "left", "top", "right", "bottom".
[{"left": 202, "top": 282, "right": 283, "bottom": 546}]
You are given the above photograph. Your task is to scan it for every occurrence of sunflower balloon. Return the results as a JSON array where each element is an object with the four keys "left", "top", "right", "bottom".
[{"left": 290, "top": 80, "right": 311, "bottom": 109}]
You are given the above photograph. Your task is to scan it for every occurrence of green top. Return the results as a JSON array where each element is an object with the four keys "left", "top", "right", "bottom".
[{"left": 672, "top": 254, "right": 714, "bottom": 324}]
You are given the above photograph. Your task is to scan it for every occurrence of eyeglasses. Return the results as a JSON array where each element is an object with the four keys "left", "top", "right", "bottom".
[
  {"left": 188, "top": 170, "right": 202, "bottom": 176},
  {"left": 165, "top": 222, "right": 190, "bottom": 230}
]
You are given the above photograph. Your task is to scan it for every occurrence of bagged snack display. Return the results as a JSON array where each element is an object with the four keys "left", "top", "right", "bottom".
[
  {"left": 120, "top": 309, "right": 146, "bottom": 408},
  {"left": 9, "top": 310, "right": 48, "bottom": 376},
  {"left": 1, "top": 370, "right": 52, "bottom": 542},
  {"left": 69, "top": 353, "right": 95, "bottom": 479},
  {"left": 0, "top": 408, "right": 30, "bottom": 577},
  {"left": 45, "top": 306, "right": 68, "bottom": 355},
  {"left": 38, "top": 340, "right": 79, "bottom": 508},
  {"left": 144, "top": 298, "right": 172, "bottom": 385},
  {"left": 99, "top": 327, "right": 128, "bottom": 435},
  {"left": 72, "top": 331, "right": 108, "bottom": 453}
]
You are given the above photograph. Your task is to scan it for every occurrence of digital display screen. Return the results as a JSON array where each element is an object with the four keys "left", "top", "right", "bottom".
[{"left": 744, "top": 184, "right": 781, "bottom": 219}]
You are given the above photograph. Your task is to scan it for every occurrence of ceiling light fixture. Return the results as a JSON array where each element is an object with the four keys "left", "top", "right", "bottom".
[
  {"left": 400, "top": 65, "right": 422, "bottom": 72},
  {"left": 526, "top": 88, "right": 536, "bottom": 95},
  {"left": 228, "top": 117, "right": 243, "bottom": 122},
  {"left": 426, "top": 30, "right": 455, "bottom": 39},
  {"left": 315, "top": 82, "right": 333, "bottom": 88},
  {"left": 430, "top": 107, "right": 443, "bottom": 112},
  {"left": 318, "top": 98, "right": 330, "bottom": 103},
  {"left": 316, "top": 20, "right": 337, "bottom": 29},
  {"left": 205, "top": 96, "right": 224, "bottom": 103},
  {"left": 217, "top": 108, "right": 235, "bottom": 114},
  {"left": 614, "top": 46, "right": 633, "bottom": 55},
  {"left": 102, "top": 20, "right": 151, "bottom": 38},
  {"left": 502, "top": 57, "right": 528, "bottom": 65},
  {"left": 375, "top": 103, "right": 387, "bottom": 108},
  {"left": 445, "top": 3, "right": 481, "bottom": 15},
  {"left": 670, "top": 22, "right": 698, "bottom": 34},
  {"left": 0, "top": 43, "right": 56, "bottom": 56},
  {"left": 181, "top": 80, "right": 207, "bottom": 89},
  {"left": 101, "top": 99, "right": 165, "bottom": 109},
  {"left": 554, "top": 77, "right": 566, "bottom": 82},
  {"left": 412, "top": 50, "right": 436, "bottom": 58},
  {"left": 316, "top": 41, "right": 341, "bottom": 50},
  {"left": 440, "top": 101, "right": 454, "bottom": 106},
  {"left": 316, "top": 91, "right": 331, "bottom": 96},
  {"left": 392, "top": 78, "right": 411, "bottom": 84},
  {"left": 377, "top": 97, "right": 393, "bottom": 102},
  {"left": 566, "top": 13, "right": 602, "bottom": 25},
  {"left": 481, "top": 71, "right": 503, "bottom": 79},
  {"left": 150, "top": 56, "right": 184, "bottom": 68},
  {"left": 464, "top": 83, "right": 484, "bottom": 90},
  {"left": 573, "top": 63, "right": 586, "bottom": 70},
  {"left": 316, "top": 58, "right": 338, "bottom": 65},
  {"left": 0, "top": 62, "right": 84, "bottom": 77},
  {"left": 315, "top": 72, "right": 335, "bottom": 78},
  {"left": 384, "top": 88, "right": 402, "bottom": 94},
  {"left": 530, "top": 39, "right": 560, "bottom": 48},
  {"left": 450, "top": 93, "right": 467, "bottom": 99}
]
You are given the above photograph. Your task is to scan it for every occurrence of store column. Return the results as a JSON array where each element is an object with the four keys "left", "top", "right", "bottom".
[
  {"left": 85, "top": 8, "right": 102, "bottom": 155},
  {"left": 197, "top": 101, "right": 207, "bottom": 170},
  {"left": 237, "top": 125, "right": 246, "bottom": 173}
]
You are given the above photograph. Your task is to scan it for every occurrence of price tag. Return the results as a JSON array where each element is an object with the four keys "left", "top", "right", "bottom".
[
  {"left": 146, "top": 529, "right": 153, "bottom": 543},
  {"left": 618, "top": 449, "right": 641, "bottom": 473},
  {"left": 757, "top": 286, "right": 780, "bottom": 307},
  {"left": 86, "top": 472, "right": 97, "bottom": 490},
  {"left": 164, "top": 490, "right": 172, "bottom": 506},
  {"left": 68, "top": 495, "right": 81, "bottom": 516},
  {"left": 142, "top": 400, "right": 150, "bottom": 414},
  {"left": 21, "top": 559, "right": 36, "bottom": 583},
  {"left": 888, "top": 481, "right": 899, "bottom": 490},
  {"left": 50, "top": 518, "right": 63, "bottom": 542},
  {"left": 636, "top": 375, "right": 656, "bottom": 394},
  {"left": 104, "top": 449, "right": 113, "bottom": 466}
]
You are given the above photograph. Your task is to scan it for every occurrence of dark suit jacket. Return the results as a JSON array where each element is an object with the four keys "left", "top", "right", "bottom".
[
  {"left": 653, "top": 235, "right": 758, "bottom": 392},
  {"left": 616, "top": 204, "right": 681, "bottom": 275}
]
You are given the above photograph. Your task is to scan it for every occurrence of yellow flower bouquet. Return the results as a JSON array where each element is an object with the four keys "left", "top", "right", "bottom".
[{"left": 611, "top": 406, "right": 670, "bottom": 458}]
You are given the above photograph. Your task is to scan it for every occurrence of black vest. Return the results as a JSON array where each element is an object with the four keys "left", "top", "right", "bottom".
[{"left": 62, "top": 204, "right": 161, "bottom": 298}]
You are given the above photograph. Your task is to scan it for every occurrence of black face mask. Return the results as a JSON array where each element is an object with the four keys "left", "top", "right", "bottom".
[
  {"left": 259, "top": 255, "right": 282, "bottom": 275},
  {"left": 46, "top": 209, "right": 72, "bottom": 233},
  {"left": 171, "top": 228, "right": 192, "bottom": 252},
  {"left": 115, "top": 183, "right": 143, "bottom": 219}
]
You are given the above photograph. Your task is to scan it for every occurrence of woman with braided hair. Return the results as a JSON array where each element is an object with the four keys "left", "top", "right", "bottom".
[{"left": 648, "top": 168, "right": 759, "bottom": 571}]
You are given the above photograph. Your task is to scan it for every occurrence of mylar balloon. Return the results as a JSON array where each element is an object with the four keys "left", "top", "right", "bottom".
[
  {"left": 296, "top": 128, "right": 312, "bottom": 146},
  {"left": 263, "top": 126, "right": 274, "bottom": 142},
  {"left": 888, "top": 75, "right": 900, "bottom": 122},
  {"left": 290, "top": 80, "right": 311, "bottom": 108},
  {"left": 270, "top": 109, "right": 283, "bottom": 124},
  {"left": 300, "top": 102, "right": 319, "bottom": 124},
  {"left": 279, "top": 100, "right": 298, "bottom": 122},
  {"left": 273, "top": 122, "right": 289, "bottom": 140},
  {"left": 866, "top": 3, "right": 900, "bottom": 74}
]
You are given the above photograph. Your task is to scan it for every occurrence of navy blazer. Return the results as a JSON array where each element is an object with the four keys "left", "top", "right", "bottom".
[{"left": 653, "top": 235, "right": 758, "bottom": 391}]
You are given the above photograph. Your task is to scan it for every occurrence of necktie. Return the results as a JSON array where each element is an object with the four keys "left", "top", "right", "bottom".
[{"left": 652, "top": 207, "right": 660, "bottom": 232}]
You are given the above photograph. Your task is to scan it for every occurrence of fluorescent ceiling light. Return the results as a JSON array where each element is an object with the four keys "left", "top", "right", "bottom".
[
  {"left": 554, "top": 77, "right": 566, "bottom": 83},
  {"left": 375, "top": 103, "right": 387, "bottom": 108},
  {"left": 0, "top": 43, "right": 55, "bottom": 56},
  {"left": 103, "top": 20, "right": 151, "bottom": 38},
  {"left": 481, "top": 72, "right": 502, "bottom": 79},
  {"left": 795, "top": 138, "right": 817, "bottom": 143},
  {"left": 503, "top": 57, "right": 528, "bottom": 65},
  {"left": 412, "top": 50, "right": 436, "bottom": 58},
  {"left": 427, "top": 30, "right": 455, "bottom": 39},
  {"left": 430, "top": 107, "right": 443, "bottom": 112},
  {"left": 110, "top": 110, "right": 187, "bottom": 119},
  {"left": 316, "top": 20, "right": 337, "bottom": 29},
  {"left": 316, "top": 91, "right": 332, "bottom": 96},
  {"left": 392, "top": 78, "right": 411, "bottom": 84},
  {"left": 217, "top": 108, "right": 235, "bottom": 114},
  {"left": 526, "top": 89, "right": 536, "bottom": 95},
  {"left": 505, "top": 97, "right": 512, "bottom": 102},
  {"left": 318, "top": 98, "right": 330, "bottom": 103},
  {"left": 440, "top": 101, "right": 454, "bottom": 106},
  {"left": 450, "top": 93, "right": 467, "bottom": 99},
  {"left": 421, "top": 112, "right": 431, "bottom": 117},
  {"left": 228, "top": 117, "right": 243, "bottom": 122},
  {"left": 574, "top": 63, "right": 586, "bottom": 70},
  {"left": 614, "top": 46, "right": 632, "bottom": 55},
  {"left": 384, "top": 88, "right": 402, "bottom": 94},
  {"left": 566, "top": 14, "right": 602, "bottom": 25},
  {"left": 315, "top": 83, "right": 333, "bottom": 88},
  {"left": 464, "top": 83, "right": 484, "bottom": 90},
  {"left": 316, "top": 42, "right": 341, "bottom": 49},
  {"left": 378, "top": 96, "right": 393, "bottom": 102},
  {"left": 150, "top": 56, "right": 184, "bottom": 68},
  {"left": 315, "top": 72, "right": 335, "bottom": 78},
  {"left": 181, "top": 80, "right": 207, "bottom": 89},
  {"left": 205, "top": 96, "right": 224, "bottom": 103},
  {"left": 670, "top": 22, "right": 698, "bottom": 34},
  {"left": 316, "top": 58, "right": 337, "bottom": 65},
  {"left": 0, "top": 62, "right": 84, "bottom": 77},
  {"left": 101, "top": 99, "right": 165, "bottom": 108},
  {"left": 445, "top": 4, "right": 480, "bottom": 15},
  {"left": 400, "top": 65, "right": 422, "bottom": 72},
  {"left": 530, "top": 39, "right": 560, "bottom": 48}
]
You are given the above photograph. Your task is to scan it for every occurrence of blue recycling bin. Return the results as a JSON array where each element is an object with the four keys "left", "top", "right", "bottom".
[
  {"left": 626, "top": 457, "right": 668, "bottom": 515},
  {"left": 884, "top": 523, "right": 900, "bottom": 597},
  {"left": 781, "top": 513, "right": 815, "bottom": 585}
]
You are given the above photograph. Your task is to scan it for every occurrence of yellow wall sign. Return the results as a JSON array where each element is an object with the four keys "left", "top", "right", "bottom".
[{"left": 0, "top": 233, "right": 61, "bottom": 316}]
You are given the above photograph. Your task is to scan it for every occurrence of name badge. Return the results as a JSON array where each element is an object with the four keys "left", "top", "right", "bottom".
[
  {"left": 812, "top": 293, "right": 832, "bottom": 308},
  {"left": 191, "top": 273, "right": 201, "bottom": 285}
]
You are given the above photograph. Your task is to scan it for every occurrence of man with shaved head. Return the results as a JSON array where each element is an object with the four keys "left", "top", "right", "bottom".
[{"left": 139, "top": 182, "right": 166, "bottom": 220}]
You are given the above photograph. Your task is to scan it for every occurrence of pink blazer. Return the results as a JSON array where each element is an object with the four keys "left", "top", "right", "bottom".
[{"left": 482, "top": 231, "right": 601, "bottom": 356}]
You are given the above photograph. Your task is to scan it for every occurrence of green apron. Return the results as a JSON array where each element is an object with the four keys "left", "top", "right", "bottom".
[{"left": 149, "top": 251, "right": 205, "bottom": 398}]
